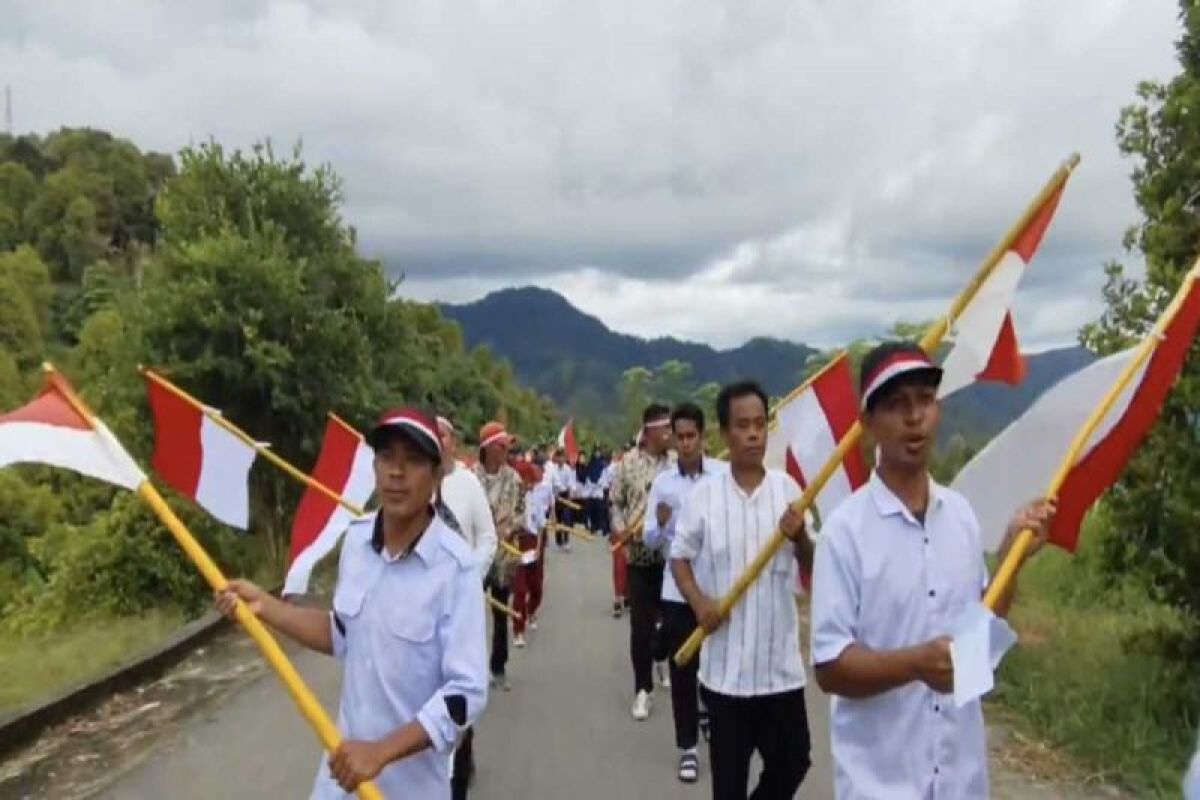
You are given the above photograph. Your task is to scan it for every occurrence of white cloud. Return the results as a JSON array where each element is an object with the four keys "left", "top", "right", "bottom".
[{"left": 1, "top": 0, "right": 1182, "bottom": 348}]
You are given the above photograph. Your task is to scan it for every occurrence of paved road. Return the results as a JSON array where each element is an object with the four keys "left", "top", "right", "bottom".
[{"left": 101, "top": 538, "right": 833, "bottom": 798}]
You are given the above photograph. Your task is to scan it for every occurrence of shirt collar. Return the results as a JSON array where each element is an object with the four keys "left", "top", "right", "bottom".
[
  {"left": 867, "top": 470, "right": 945, "bottom": 524},
  {"left": 370, "top": 508, "right": 439, "bottom": 564},
  {"left": 678, "top": 455, "right": 706, "bottom": 478}
]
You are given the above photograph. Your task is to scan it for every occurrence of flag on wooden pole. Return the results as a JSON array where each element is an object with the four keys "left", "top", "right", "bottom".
[
  {"left": 957, "top": 262, "right": 1200, "bottom": 555},
  {"left": 938, "top": 176, "right": 1070, "bottom": 397},
  {"left": 284, "top": 414, "right": 375, "bottom": 596},
  {"left": 558, "top": 418, "right": 579, "bottom": 464}
]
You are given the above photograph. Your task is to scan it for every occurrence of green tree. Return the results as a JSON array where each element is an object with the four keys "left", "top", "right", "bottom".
[{"left": 1080, "top": 1, "right": 1200, "bottom": 647}]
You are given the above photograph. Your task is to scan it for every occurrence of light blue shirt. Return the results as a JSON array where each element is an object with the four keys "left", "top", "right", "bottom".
[
  {"left": 311, "top": 511, "right": 489, "bottom": 800},
  {"left": 811, "top": 471, "right": 990, "bottom": 800},
  {"left": 644, "top": 456, "right": 727, "bottom": 603}
]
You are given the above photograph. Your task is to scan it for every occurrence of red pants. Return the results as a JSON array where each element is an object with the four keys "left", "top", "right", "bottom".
[
  {"left": 512, "top": 533, "right": 544, "bottom": 634},
  {"left": 611, "top": 545, "right": 628, "bottom": 600}
]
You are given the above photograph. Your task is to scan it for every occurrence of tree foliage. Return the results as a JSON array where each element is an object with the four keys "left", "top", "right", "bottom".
[
  {"left": 0, "top": 131, "right": 556, "bottom": 629},
  {"left": 1079, "top": 1, "right": 1200, "bottom": 650}
]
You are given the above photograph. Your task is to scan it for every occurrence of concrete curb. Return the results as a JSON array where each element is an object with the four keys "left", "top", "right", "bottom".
[{"left": 0, "top": 610, "right": 231, "bottom": 758}]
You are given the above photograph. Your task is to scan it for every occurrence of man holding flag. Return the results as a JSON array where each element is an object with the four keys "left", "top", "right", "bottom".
[
  {"left": 810, "top": 343, "right": 1054, "bottom": 799},
  {"left": 215, "top": 405, "right": 488, "bottom": 799}
]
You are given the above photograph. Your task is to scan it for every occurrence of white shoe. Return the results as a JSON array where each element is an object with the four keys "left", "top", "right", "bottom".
[
  {"left": 655, "top": 661, "right": 671, "bottom": 689},
  {"left": 631, "top": 690, "right": 651, "bottom": 721},
  {"left": 529, "top": 616, "right": 539, "bottom": 631},
  {"left": 514, "top": 634, "right": 527, "bottom": 649}
]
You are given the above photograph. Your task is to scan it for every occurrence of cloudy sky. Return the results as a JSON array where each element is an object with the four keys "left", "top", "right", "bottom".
[{"left": 1, "top": 0, "right": 1183, "bottom": 349}]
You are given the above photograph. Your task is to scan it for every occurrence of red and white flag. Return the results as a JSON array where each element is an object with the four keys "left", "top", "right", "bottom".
[
  {"left": 0, "top": 371, "right": 146, "bottom": 489},
  {"left": 939, "top": 180, "right": 1070, "bottom": 398},
  {"left": 952, "top": 271, "right": 1200, "bottom": 552},
  {"left": 284, "top": 416, "right": 375, "bottom": 596},
  {"left": 776, "top": 353, "right": 869, "bottom": 524},
  {"left": 144, "top": 372, "right": 258, "bottom": 529},
  {"left": 558, "top": 418, "right": 579, "bottom": 464}
]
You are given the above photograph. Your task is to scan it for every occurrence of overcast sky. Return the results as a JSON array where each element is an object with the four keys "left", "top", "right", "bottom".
[{"left": 1, "top": 0, "right": 1183, "bottom": 349}]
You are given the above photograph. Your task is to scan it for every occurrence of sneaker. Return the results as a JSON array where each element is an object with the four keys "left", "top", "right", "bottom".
[
  {"left": 612, "top": 601, "right": 624, "bottom": 618},
  {"left": 529, "top": 615, "right": 539, "bottom": 631},
  {"left": 563, "top": 541, "right": 573, "bottom": 553},
  {"left": 491, "top": 672, "right": 512, "bottom": 692},
  {"left": 514, "top": 634, "right": 527, "bottom": 649},
  {"left": 678, "top": 750, "right": 700, "bottom": 783},
  {"left": 655, "top": 661, "right": 671, "bottom": 689},
  {"left": 631, "top": 690, "right": 651, "bottom": 721}
]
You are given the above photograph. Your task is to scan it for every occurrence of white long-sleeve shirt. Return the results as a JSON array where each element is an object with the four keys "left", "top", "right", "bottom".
[
  {"left": 439, "top": 462, "right": 498, "bottom": 575},
  {"left": 644, "top": 456, "right": 728, "bottom": 603}
]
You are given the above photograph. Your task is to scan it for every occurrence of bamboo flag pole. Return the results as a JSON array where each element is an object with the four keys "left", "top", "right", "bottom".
[
  {"left": 983, "top": 260, "right": 1199, "bottom": 608},
  {"left": 141, "top": 368, "right": 365, "bottom": 516},
  {"left": 48, "top": 364, "right": 382, "bottom": 800},
  {"left": 674, "top": 152, "right": 1082, "bottom": 666},
  {"left": 557, "top": 496, "right": 584, "bottom": 512},
  {"left": 487, "top": 592, "right": 523, "bottom": 621},
  {"left": 549, "top": 521, "right": 598, "bottom": 541},
  {"left": 499, "top": 539, "right": 523, "bottom": 558}
]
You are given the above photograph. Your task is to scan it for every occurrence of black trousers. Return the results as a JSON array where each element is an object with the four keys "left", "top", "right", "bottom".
[
  {"left": 627, "top": 564, "right": 666, "bottom": 693},
  {"left": 451, "top": 726, "right": 474, "bottom": 800},
  {"left": 489, "top": 585, "right": 510, "bottom": 675},
  {"left": 699, "top": 685, "right": 811, "bottom": 800},
  {"left": 586, "top": 496, "right": 607, "bottom": 533},
  {"left": 555, "top": 493, "right": 573, "bottom": 545},
  {"left": 663, "top": 600, "right": 702, "bottom": 750}
]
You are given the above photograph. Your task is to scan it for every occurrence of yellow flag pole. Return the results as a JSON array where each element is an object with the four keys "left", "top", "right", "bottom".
[
  {"left": 141, "top": 368, "right": 365, "bottom": 516},
  {"left": 549, "top": 521, "right": 598, "bottom": 542},
  {"left": 487, "top": 592, "right": 523, "bottom": 621},
  {"left": 675, "top": 152, "right": 1082, "bottom": 666},
  {"left": 983, "top": 260, "right": 1199, "bottom": 608},
  {"left": 46, "top": 365, "right": 383, "bottom": 800},
  {"left": 499, "top": 539, "right": 523, "bottom": 558}
]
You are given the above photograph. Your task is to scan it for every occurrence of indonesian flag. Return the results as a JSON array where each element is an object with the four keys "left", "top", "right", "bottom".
[
  {"left": 938, "top": 181, "right": 1069, "bottom": 398},
  {"left": 776, "top": 353, "right": 868, "bottom": 524},
  {"left": 558, "top": 419, "right": 579, "bottom": 464},
  {"left": 0, "top": 370, "right": 146, "bottom": 490},
  {"left": 283, "top": 416, "right": 375, "bottom": 596},
  {"left": 772, "top": 354, "right": 867, "bottom": 594},
  {"left": 952, "top": 272, "right": 1200, "bottom": 553},
  {"left": 144, "top": 371, "right": 258, "bottom": 529}
]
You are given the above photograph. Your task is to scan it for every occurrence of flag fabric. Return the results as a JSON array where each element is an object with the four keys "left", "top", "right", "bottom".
[
  {"left": 558, "top": 419, "right": 579, "bottom": 464},
  {"left": 952, "top": 274, "right": 1200, "bottom": 553},
  {"left": 284, "top": 417, "right": 375, "bottom": 596},
  {"left": 775, "top": 353, "right": 868, "bottom": 524},
  {"left": 939, "top": 183, "right": 1068, "bottom": 398},
  {"left": 144, "top": 374, "right": 258, "bottom": 529},
  {"left": 0, "top": 372, "right": 145, "bottom": 489}
]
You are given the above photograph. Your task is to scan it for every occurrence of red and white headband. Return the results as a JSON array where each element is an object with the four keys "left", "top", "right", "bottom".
[{"left": 373, "top": 408, "right": 443, "bottom": 457}]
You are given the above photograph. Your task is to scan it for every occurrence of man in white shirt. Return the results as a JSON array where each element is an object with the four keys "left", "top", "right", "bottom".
[
  {"left": 216, "top": 406, "right": 488, "bottom": 799},
  {"left": 671, "top": 382, "right": 812, "bottom": 799},
  {"left": 811, "top": 342, "right": 1054, "bottom": 799},
  {"left": 437, "top": 416, "right": 498, "bottom": 576},
  {"left": 544, "top": 448, "right": 578, "bottom": 550},
  {"left": 644, "top": 401, "right": 727, "bottom": 784}
]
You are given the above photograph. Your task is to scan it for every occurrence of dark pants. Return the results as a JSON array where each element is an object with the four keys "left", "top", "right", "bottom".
[
  {"left": 555, "top": 493, "right": 573, "bottom": 545},
  {"left": 627, "top": 563, "right": 665, "bottom": 693},
  {"left": 663, "top": 600, "right": 702, "bottom": 750},
  {"left": 586, "top": 496, "right": 608, "bottom": 534},
  {"left": 451, "top": 726, "right": 474, "bottom": 800},
  {"left": 699, "top": 685, "right": 811, "bottom": 800},
  {"left": 488, "top": 585, "right": 510, "bottom": 676}
]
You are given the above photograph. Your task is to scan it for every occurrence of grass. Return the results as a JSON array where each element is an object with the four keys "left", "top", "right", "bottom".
[
  {"left": 0, "top": 609, "right": 184, "bottom": 713},
  {"left": 991, "top": 532, "right": 1197, "bottom": 798}
]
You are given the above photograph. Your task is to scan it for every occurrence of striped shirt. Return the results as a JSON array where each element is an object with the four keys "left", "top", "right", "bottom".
[{"left": 671, "top": 468, "right": 807, "bottom": 697}]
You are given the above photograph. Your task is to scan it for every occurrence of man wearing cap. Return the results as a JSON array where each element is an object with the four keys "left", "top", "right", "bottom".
[
  {"left": 670, "top": 383, "right": 812, "bottom": 799},
  {"left": 437, "top": 416, "right": 498, "bottom": 577},
  {"left": 811, "top": 342, "right": 1055, "bottom": 799},
  {"left": 473, "top": 422, "right": 526, "bottom": 665},
  {"left": 611, "top": 402, "right": 676, "bottom": 721},
  {"left": 216, "top": 407, "right": 488, "bottom": 799}
]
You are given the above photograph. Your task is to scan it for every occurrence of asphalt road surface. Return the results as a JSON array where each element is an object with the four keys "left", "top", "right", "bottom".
[{"left": 100, "top": 538, "right": 834, "bottom": 798}]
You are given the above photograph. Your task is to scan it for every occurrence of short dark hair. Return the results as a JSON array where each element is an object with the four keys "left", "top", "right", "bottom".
[
  {"left": 671, "top": 402, "right": 705, "bottom": 432},
  {"left": 716, "top": 381, "right": 769, "bottom": 429},
  {"left": 642, "top": 403, "right": 670, "bottom": 425}
]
